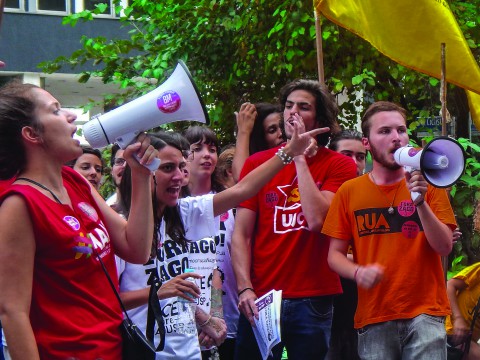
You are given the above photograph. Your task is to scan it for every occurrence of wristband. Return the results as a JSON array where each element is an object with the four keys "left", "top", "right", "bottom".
[
  {"left": 416, "top": 200, "right": 425, "bottom": 207},
  {"left": 275, "top": 147, "right": 293, "bottom": 165},
  {"left": 238, "top": 287, "right": 255, "bottom": 296},
  {"left": 354, "top": 267, "right": 361, "bottom": 282},
  {"left": 199, "top": 314, "right": 212, "bottom": 327}
]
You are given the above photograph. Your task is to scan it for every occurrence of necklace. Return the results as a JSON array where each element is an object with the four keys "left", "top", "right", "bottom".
[
  {"left": 16, "top": 177, "right": 63, "bottom": 204},
  {"left": 369, "top": 172, "right": 401, "bottom": 215}
]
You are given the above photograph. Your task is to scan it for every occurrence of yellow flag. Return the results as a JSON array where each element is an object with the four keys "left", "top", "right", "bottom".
[{"left": 315, "top": 0, "right": 480, "bottom": 130}]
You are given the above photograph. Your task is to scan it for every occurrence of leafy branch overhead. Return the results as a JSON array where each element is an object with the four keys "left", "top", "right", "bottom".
[
  {"left": 39, "top": 0, "right": 480, "bottom": 263},
  {"left": 39, "top": 0, "right": 478, "bottom": 145}
]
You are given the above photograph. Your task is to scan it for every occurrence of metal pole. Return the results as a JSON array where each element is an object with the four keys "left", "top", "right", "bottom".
[
  {"left": 314, "top": 9, "right": 325, "bottom": 84},
  {"left": 440, "top": 43, "right": 449, "bottom": 281}
]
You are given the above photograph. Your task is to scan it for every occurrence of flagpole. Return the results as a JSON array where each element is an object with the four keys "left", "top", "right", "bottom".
[
  {"left": 441, "top": 43, "right": 447, "bottom": 136},
  {"left": 314, "top": 9, "right": 325, "bottom": 84},
  {"left": 440, "top": 42, "right": 449, "bottom": 282}
]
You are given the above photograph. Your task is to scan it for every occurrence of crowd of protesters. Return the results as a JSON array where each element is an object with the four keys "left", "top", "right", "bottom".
[{"left": 0, "top": 76, "right": 471, "bottom": 360}]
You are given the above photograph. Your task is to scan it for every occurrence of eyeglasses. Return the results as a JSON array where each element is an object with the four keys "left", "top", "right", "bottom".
[{"left": 113, "top": 158, "right": 126, "bottom": 167}]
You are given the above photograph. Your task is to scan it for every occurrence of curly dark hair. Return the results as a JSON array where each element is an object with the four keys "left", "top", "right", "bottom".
[{"left": 279, "top": 79, "right": 340, "bottom": 146}]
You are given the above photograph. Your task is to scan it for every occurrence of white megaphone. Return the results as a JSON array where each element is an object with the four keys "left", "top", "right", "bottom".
[
  {"left": 82, "top": 60, "right": 209, "bottom": 170},
  {"left": 394, "top": 136, "right": 465, "bottom": 201}
]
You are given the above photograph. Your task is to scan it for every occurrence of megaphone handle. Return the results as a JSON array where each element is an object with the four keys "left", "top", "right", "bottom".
[
  {"left": 134, "top": 155, "right": 161, "bottom": 171},
  {"left": 411, "top": 191, "right": 421, "bottom": 202},
  {"left": 116, "top": 132, "right": 161, "bottom": 171},
  {"left": 404, "top": 165, "right": 422, "bottom": 203}
]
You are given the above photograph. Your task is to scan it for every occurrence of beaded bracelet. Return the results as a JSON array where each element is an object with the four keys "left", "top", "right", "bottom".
[{"left": 275, "top": 147, "right": 293, "bottom": 165}]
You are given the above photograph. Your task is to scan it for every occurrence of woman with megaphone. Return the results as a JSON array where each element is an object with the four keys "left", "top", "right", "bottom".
[
  {"left": 0, "top": 81, "right": 158, "bottom": 360},
  {"left": 116, "top": 122, "right": 323, "bottom": 360}
]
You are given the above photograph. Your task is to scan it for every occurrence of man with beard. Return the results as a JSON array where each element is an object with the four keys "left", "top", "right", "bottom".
[
  {"left": 323, "top": 101, "right": 456, "bottom": 359},
  {"left": 231, "top": 79, "right": 357, "bottom": 359}
]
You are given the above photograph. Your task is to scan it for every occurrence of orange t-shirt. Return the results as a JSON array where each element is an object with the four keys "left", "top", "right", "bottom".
[{"left": 322, "top": 174, "right": 456, "bottom": 328}]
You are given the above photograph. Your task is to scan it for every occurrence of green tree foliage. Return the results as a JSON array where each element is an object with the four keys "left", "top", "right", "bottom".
[
  {"left": 40, "top": 0, "right": 480, "bottom": 265},
  {"left": 40, "top": 0, "right": 479, "bottom": 141}
]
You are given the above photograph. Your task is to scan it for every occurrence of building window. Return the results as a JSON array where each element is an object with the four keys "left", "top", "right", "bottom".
[
  {"left": 76, "top": 0, "right": 127, "bottom": 17},
  {"left": 26, "top": 0, "right": 69, "bottom": 13},
  {"left": 37, "top": 0, "right": 66, "bottom": 11},
  {"left": 5, "top": 0, "right": 22, "bottom": 9},
  {"left": 84, "top": 0, "right": 110, "bottom": 14}
]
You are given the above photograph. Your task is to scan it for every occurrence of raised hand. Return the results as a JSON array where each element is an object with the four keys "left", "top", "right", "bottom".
[
  {"left": 235, "top": 102, "right": 257, "bottom": 135},
  {"left": 405, "top": 170, "right": 428, "bottom": 205},
  {"left": 284, "top": 122, "right": 329, "bottom": 158},
  {"left": 123, "top": 133, "right": 159, "bottom": 174}
]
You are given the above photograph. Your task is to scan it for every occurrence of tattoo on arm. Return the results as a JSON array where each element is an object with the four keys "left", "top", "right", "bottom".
[{"left": 210, "top": 287, "right": 224, "bottom": 319}]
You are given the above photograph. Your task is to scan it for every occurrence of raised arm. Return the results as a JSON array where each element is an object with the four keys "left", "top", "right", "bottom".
[
  {"left": 0, "top": 195, "right": 39, "bottom": 360},
  {"left": 293, "top": 155, "right": 335, "bottom": 232},
  {"left": 212, "top": 125, "right": 328, "bottom": 217},
  {"left": 286, "top": 113, "right": 353, "bottom": 232},
  {"left": 232, "top": 103, "right": 257, "bottom": 182},
  {"left": 406, "top": 171, "right": 453, "bottom": 255},
  {"left": 93, "top": 134, "right": 157, "bottom": 264}
]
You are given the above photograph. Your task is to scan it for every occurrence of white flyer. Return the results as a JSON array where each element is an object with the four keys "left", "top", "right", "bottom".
[{"left": 252, "top": 289, "right": 282, "bottom": 360}]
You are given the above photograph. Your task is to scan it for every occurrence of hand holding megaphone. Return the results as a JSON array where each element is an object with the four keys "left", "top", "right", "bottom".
[
  {"left": 123, "top": 133, "right": 159, "bottom": 173},
  {"left": 393, "top": 137, "right": 465, "bottom": 202},
  {"left": 82, "top": 61, "right": 209, "bottom": 171}
]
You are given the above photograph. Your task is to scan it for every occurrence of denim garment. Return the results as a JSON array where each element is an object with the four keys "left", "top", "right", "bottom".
[
  {"left": 357, "top": 314, "right": 447, "bottom": 360},
  {"left": 234, "top": 296, "right": 333, "bottom": 360}
]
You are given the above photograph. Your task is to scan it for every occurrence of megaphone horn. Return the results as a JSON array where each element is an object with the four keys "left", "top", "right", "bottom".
[
  {"left": 394, "top": 137, "right": 466, "bottom": 201},
  {"left": 82, "top": 60, "right": 209, "bottom": 170}
]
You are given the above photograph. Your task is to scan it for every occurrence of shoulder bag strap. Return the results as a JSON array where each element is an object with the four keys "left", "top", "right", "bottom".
[
  {"left": 95, "top": 252, "right": 132, "bottom": 321},
  {"left": 146, "top": 269, "right": 166, "bottom": 351}
]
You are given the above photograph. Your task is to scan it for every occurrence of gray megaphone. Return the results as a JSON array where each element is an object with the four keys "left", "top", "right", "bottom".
[
  {"left": 393, "top": 136, "right": 465, "bottom": 201},
  {"left": 82, "top": 60, "right": 209, "bottom": 170}
]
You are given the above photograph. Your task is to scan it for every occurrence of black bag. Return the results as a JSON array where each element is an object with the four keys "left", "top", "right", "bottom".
[
  {"left": 95, "top": 252, "right": 164, "bottom": 360},
  {"left": 121, "top": 318, "right": 156, "bottom": 360},
  {"left": 447, "top": 294, "right": 480, "bottom": 360},
  {"left": 447, "top": 344, "right": 466, "bottom": 360}
]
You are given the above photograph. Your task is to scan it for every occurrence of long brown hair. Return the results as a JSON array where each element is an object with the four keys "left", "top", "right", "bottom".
[{"left": 0, "top": 81, "right": 42, "bottom": 179}]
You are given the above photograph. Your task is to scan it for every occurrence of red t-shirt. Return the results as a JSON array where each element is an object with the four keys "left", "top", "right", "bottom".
[
  {"left": 0, "top": 167, "right": 122, "bottom": 360},
  {"left": 239, "top": 146, "right": 357, "bottom": 298}
]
